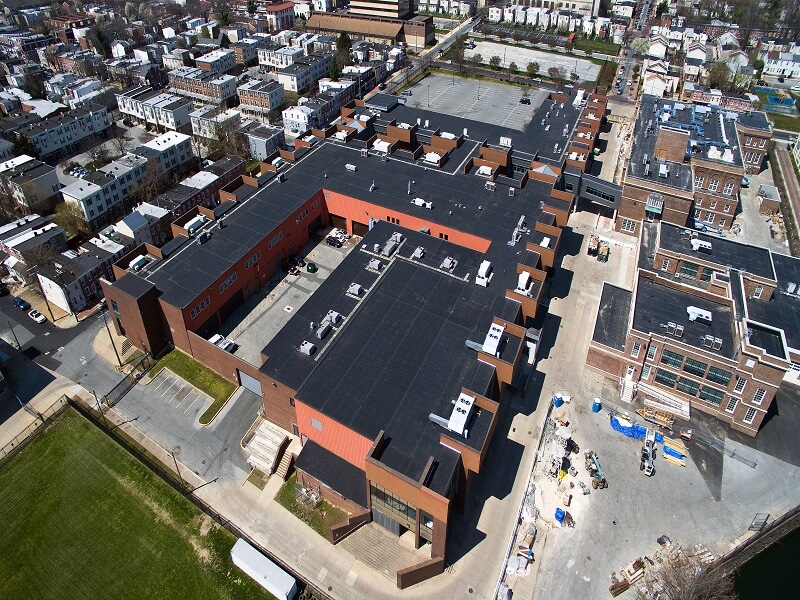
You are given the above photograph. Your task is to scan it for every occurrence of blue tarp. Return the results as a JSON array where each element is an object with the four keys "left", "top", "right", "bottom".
[
  {"left": 609, "top": 415, "right": 666, "bottom": 445},
  {"left": 663, "top": 445, "right": 685, "bottom": 459}
]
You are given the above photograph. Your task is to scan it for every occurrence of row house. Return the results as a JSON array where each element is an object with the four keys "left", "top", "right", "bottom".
[
  {"left": 116, "top": 85, "right": 193, "bottom": 133},
  {"left": 190, "top": 106, "right": 242, "bottom": 140},
  {"left": 0, "top": 30, "right": 53, "bottom": 60},
  {"left": 231, "top": 38, "right": 265, "bottom": 66},
  {"left": 761, "top": 51, "right": 800, "bottom": 78},
  {"left": 0, "top": 214, "right": 67, "bottom": 284},
  {"left": 167, "top": 67, "right": 238, "bottom": 105},
  {"left": 0, "top": 154, "right": 60, "bottom": 212},
  {"left": 163, "top": 49, "right": 191, "bottom": 71},
  {"left": 23, "top": 104, "right": 111, "bottom": 160},
  {"left": 195, "top": 49, "right": 236, "bottom": 74},
  {"left": 240, "top": 122, "right": 286, "bottom": 161},
  {"left": 263, "top": 1, "right": 296, "bottom": 31},
  {"left": 679, "top": 84, "right": 760, "bottom": 113},
  {"left": 258, "top": 44, "right": 304, "bottom": 72},
  {"left": 237, "top": 79, "right": 286, "bottom": 122},
  {"left": 37, "top": 235, "right": 129, "bottom": 314},
  {"left": 275, "top": 52, "right": 334, "bottom": 93},
  {"left": 115, "top": 203, "right": 173, "bottom": 248}
]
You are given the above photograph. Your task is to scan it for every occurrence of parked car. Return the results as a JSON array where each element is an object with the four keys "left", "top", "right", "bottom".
[
  {"left": 28, "top": 309, "right": 46, "bottom": 324},
  {"left": 122, "top": 118, "right": 133, "bottom": 127},
  {"left": 13, "top": 297, "right": 30, "bottom": 310},
  {"left": 791, "top": 85, "right": 800, "bottom": 92},
  {"left": 325, "top": 236, "right": 343, "bottom": 248},
  {"left": 519, "top": 97, "right": 531, "bottom": 104},
  {"left": 378, "top": 83, "right": 387, "bottom": 90}
]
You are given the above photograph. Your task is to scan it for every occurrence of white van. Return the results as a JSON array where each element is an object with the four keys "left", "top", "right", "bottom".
[
  {"left": 185, "top": 215, "right": 205, "bottom": 236},
  {"left": 271, "top": 157, "right": 286, "bottom": 169}
]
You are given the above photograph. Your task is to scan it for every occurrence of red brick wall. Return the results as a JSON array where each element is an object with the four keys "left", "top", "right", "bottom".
[{"left": 294, "top": 399, "right": 373, "bottom": 469}]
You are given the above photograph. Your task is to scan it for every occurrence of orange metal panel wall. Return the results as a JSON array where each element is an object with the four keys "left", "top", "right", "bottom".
[
  {"left": 295, "top": 399, "right": 373, "bottom": 469},
  {"left": 324, "top": 191, "right": 491, "bottom": 253}
]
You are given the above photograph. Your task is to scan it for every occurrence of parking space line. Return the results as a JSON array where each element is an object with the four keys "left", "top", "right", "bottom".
[
  {"left": 183, "top": 395, "right": 200, "bottom": 413},
  {"left": 153, "top": 376, "right": 169, "bottom": 393},
  {"left": 174, "top": 387, "right": 190, "bottom": 405},
  {"left": 160, "top": 379, "right": 177, "bottom": 398},
  {"left": 167, "top": 386, "right": 185, "bottom": 405}
]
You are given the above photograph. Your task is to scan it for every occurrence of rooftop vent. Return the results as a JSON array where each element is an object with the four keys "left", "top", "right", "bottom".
[
  {"left": 348, "top": 282, "right": 363, "bottom": 296},
  {"left": 482, "top": 323, "right": 505, "bottom": 357},
  {"left": 690, "top": 239, "right": 712, "bottom": 253},
  {"left": 687, "top": 305, "right": 712, "bottom": 323},
  {"left": 440, "top": 256, "right": 456, "bottom": 271},
  {"left": 411, "top": 197, "right": 433, "bottom": 209},
  {"left": 411, "top": 246, "right": 424, "bottom": 260},
  {"left": 367, "top": 258, "right": 382, "bottom": 271},
  {"left": 299, "top": 341, "right": 316, "bottom": 355}
]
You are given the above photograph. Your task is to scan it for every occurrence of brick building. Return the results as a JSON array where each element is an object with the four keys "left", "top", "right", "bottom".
[
  {"left": 167, "top": 67, "right": 238, "bottom": 105},
  {"left": 237, "top": 79, "right": 285, "bottom": 122},
  {"left": 100, "top": 92, "right": 590, "bottom": 587},
  {"left": 587, "top": 221, "right": 800, "bottom": 435}
]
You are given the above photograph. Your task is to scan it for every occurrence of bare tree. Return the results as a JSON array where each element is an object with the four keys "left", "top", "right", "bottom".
[
  {"left": 132, "top": 159, "right": 169, "bottom": 204},
  {"left": 23, "top": 244, "right": 59, "bottom": 271},
  {"left": 207, "top": 122, "right": 250, "bottom": 161},
  {"left": 109, "top": 127, "right": 131, "bottom": 157},
  {"left": 54, "top": 202, "right": 91, "bottom": 238},
  {"left": 634, "top": 553, "right": 738, "bottom": 600},
  {"left": 0, "top": 176, "right": 22, "bottom": 220}
]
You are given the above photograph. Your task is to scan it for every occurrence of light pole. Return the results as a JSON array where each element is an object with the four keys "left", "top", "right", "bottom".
[{"left": 100, "top": 308, "right": 122, "bottom": 368}]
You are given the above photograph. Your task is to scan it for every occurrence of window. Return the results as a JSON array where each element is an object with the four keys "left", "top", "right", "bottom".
[
  {"left": 683, "top": 358, "right": 707, "bottom": 377},
  {"left": 734, "top": 376, "right": 746, "bottom": 394},
  {"left": 655, "top": 368, "right": 678, "bottom": 387},
  {"left": 680, "top": 261, "right": 699, "bottom": 278},
  {"left": 709, "top": 201, "right": 717, "bottom": 209},
  {"left": 694, "top": 209, "right": 702, "bottom": 219},
  {"left": 759, "top": 138, "right": 766, "bottom": 148},
  {"left": 661, "top": 259, "right": 670, "bottom": 271},
  {"left": 370, "top": 483, "right": 416, "bottom": 530},
  {"left": 700, "top": 267, "right": 714, "bottom": 282},
  {"left": 706, "top": 366, "right": 732, "bottom": 386},
  {"left": 708, "top": 179, "right": 719, "bottom": 192},
  {"left": 724, "top": 204, "right": 731, "bottom": 213},
  {"left": 743, "top": 407, "right": 757, "bottom": 424},
  {"left": 311, "top": 417, "right": 322, "bottom": 431},
  {"left": 646, "top": 345, "right": 657, "bottom": 360},
  {"left": 111, "top": 300, "right": 120, "bottom": 316},
  {"left": 694, "top": 175, "right": 704, "bottom": 188},
  {"left": 631, "top": 343, "right": 641, "bottom": 358},
  {"left": 676, "top": 377, "right": 700, "bottom": 396},
  {"left": 699, "top": 385, "right": 724, "bottom": 405},
  {"left": 660, "top": 350, "right": 683, "bottom": 368},
  {"left": 719, "top": 219, "right": 726, "bottom": 228},
  {"left": 753, "top": 387, "right": 767, "bottom": 405},
  {"left": 587, "top": 186, "right": 617, "bottom": 203},
  {"left": 753, "top": 286, "right": 763, "bottom": 299},
  {"left": 245, "top": 251, "right": 262, "bottom": 269},
  {"left": 268, "top": 231, "right": 283, "bottom": 248},
  {"left": 745, "top": 136, "right": 753, "bottom": 146},
  {"left": 642, "top": 364, "right": 652, "bottom": 379},
  {"left": 704, "top": 212, "right": 715, "bottom": 223},
  {"left": 723, "top": 181, "right": 735, "bottom": 196},
  {"left": 725, "top": 397, "right": 738, "bottom": 413},
  {"left": 218, "top": 271, "right": 238, "bottom": 293},
  {"left": 621, "top": 218, "right": 637, "bottom": 233}
]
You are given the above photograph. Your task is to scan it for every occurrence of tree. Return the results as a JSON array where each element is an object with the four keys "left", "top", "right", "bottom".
[
  {"left": 496, "top": 31, "right": 506, "bottom": 40},
  {"left": 633, "top": 552, "right": 738, "bottom": 600},
  {"left": 23, "top": 73, "right": 46, "bottom": 100},
  {"left": 54, "top": 202, "right": 91, "bottom": 238},
  {"left": 13, "top": 135, "right": 38, "bottom": 159},
  {"left": 655, "top": 0, "right": 669, "bottom": 19},
  {"left": 707, "top": 60, "right": 732, "bottom": 90},
  {"left": 527, "top": 61, "right": 540, "bottom": 78},
  {"left": 548, "top": 66, "right": 566, "bottom": 89},
  {"left": 132, "top": 159, "right": 169, "bottom": 204},
  {"left": 329, "top": 61, "right": 340, "bottom": 81},
  {"left": 24, "top": 244, "right": 59, "bottom": 271},
  {"left": 570, "top": 71, "right": 580, "bottom": 82},
  {"left": 509, "top": 61, "right": 518, "bottom": 72},
  {"left": 336, "top": 32, "right": 352, "bottom": 69},
  {"left": 0, "top": 177, "right": 22, "bottom": 220},
  {"left": 451, "top": 35, "right": 466, "bottom": 73},
  {"left": 630, "top": 37, "right": 650, "bottom": 57},
  {"left": 565, "top": 42, "right": 574, "bottom": 52},
  {"left": 512, "top": 31, "right": 522, "bottom": 42},
  {"left": 247, "top": 0, "right": 256, "bottom": 15},
  {"left": 213, "top": 0, "right": 232, "bottom": 26},
  {"left": 752, "top": 58, "right": 765, "bottom": 72},
  {"left": 200, "top": 25, "right": 210, "bottom": 39},
  {"left": 206, "top": 122, "right": 249, "bottom": 162},
  {"left": 489, "top": 55, "right": 502, "bottom": 69},
  {"left": 471, "top": 53, "right": 483, "bottom": 68},
  {"left": 124, "top": 2, "right": 137, "bottom": 21}
]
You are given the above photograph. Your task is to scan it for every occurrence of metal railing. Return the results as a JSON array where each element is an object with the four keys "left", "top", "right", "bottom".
[{"left": 0, "top": 395, "right": 69, "bottom": 467}]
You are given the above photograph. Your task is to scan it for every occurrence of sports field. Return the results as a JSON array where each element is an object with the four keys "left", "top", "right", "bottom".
[{"left": 0, "top": 409, "right": 272, "bottom": 600}]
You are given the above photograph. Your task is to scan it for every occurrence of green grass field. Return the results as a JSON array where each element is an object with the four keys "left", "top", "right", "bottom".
[{"left": 0, "top": 409, "right": 273, "bottom": 600}]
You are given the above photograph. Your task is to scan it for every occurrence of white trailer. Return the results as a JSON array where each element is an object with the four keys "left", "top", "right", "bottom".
[{"left": 231, "top": 538, "right": 297, "bottom": 600}]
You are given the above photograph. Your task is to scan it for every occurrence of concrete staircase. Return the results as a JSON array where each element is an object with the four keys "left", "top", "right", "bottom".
[
  {"left": 339, "top": 523, "right": 429, "bottom": 579},
  {"left": 275, "top": 449, "right": 293, "bottom": 481},
  {"left": 620, "top": 377, "right": 635, "bottom": 404}
]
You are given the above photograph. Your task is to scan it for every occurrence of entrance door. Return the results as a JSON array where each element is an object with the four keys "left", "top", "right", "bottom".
[
  {"left": 237, "top": 369, "right": 263, "bottom": 396},
  {"left": 626, "top": 365, "right": 636, "bottom": 378}
]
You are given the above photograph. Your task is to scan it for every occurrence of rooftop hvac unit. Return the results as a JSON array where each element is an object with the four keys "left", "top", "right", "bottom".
[
  {"left": 326, "top": 310, "right": 342, "bottom": 325},
  {"left": 516, "top": 271, "right": 532, "bottom": 295},
  {"left": 712, "top": 337, "right": 722, "bottom": 350},
  {"left": 691, "top": 238, "right": 712, "bottom": 253},
  {"left": 381, "top": 239, "right": 398, "bottom": 257},
  {"left": 446, "top": 392, "right": 476, "bottom": 437},
  {"left": 299, "top": 341, "right": 316, "bottom": 355},
  {"left": 411, "top": 246, "right": 424, "bottom": 259},
  {"left": 482, "top": 323, "right": 505, "bottom": 357},
  {"left": 390, "top": 232, "right": 403, "bottom": 243},
  {"left": 316, "top": 321, "right": 331, "bottom": 340},
  {"left": 788, "top": 282, "right": 797, "bottom": 294},
  {"left": 411, "top": 197, "right": 432, "bottom": 209},
  {"left": 675, "top": 325, "right": 684, "bottom": 338},
  {"left": 345, "top": 163, "right": 357, "bottom": 172},
  {"left": 440, "top": 256, "right": 456, "bottom": 271},
  {"left": 348, "top": 282, "right": 363, "bottom": 296},
  {"left": 475, "top": 260, "right": 492, "bottom": 287},
  {"left": 367, "top": 258, "right": 383, "bottom": 271},
  {"left": 687, "top": 305, "right": 713, "bottom": 323},
  {"left": 130, "top": 255, "right": 148, "bottom": 271},
  {"left": 702, "top": 334, "right": 714, "bottom": 348}
]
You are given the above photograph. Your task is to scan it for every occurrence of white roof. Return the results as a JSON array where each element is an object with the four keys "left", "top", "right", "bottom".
[
  {"left": 61, "top": 180, "right": 102, "bottom": 201},
  {"left": 0, "top": 155, "right": 35, "bottom": 173},
  {"left": 143, "top": 131, "right": 190, "bottom": 150},
  {"left": 181, "top": 170, "right": 219, "bottom": 189}
]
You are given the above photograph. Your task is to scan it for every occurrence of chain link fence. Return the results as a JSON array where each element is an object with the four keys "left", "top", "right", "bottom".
[{"left": 0, "top": 395, "right": 69, "bottom": 467}]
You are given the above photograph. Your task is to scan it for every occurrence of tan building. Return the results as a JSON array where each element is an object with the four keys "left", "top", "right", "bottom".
[{"left": 350, "top": 0, "right": 412, "bottom": 19}]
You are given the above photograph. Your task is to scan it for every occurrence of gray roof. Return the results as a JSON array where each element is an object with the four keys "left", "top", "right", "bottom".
[{"left": 592, "top": 283, "right": 633, "bottom": 351}]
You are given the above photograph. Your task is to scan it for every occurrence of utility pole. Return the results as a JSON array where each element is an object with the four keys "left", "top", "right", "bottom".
[
  {"left": 7, "top": 320, "right": 21, "bottom": 352},
  {"left": 101, "top": 309, "right": 122, "bottom": 368},
  {"left": 170, "top": 449, "right": 187, "bottom": 491},
  {"left": 92, "top": 390, "right": 109, "bottom": 428}
]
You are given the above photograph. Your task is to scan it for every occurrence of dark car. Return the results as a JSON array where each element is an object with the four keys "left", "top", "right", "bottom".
[
  {"left": 378, "top": 83, "right": 387, "bottom": 90},
  {"left": 13, "top": 297, "right": 30, "bottom": 310},
  {"left": 519, "top": 97, "right": 531, "bottom": 104},
  {"left": 325, "top": 236, "right": 343, "bottom": 248},
  {"left": 122, "top": 118, "right": 133, "bottom": 127}
]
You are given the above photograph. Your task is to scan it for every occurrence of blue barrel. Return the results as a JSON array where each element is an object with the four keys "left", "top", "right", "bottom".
[
  {"left": 555, "top": 508, "right": 565, "bottom": 524},
  {"left": 592, "top": 398, "right": 602, "bottom": 413},
  {"left": 553, "top": 394, "right": 564, "bottom": 408}
]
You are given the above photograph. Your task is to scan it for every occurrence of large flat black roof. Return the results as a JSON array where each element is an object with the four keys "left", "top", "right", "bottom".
[
  {"left": 747, "top": 253, "right": 800, "bottom": 353},
  {"left": 658, "top": 222, "right": 775, "bottom": 280},
  {"left": 592, "top": 283, "right": 633, "bottom": 351},
  {"left": 262, "top": 222, "right": 502, "bottom": 484},
  {"left": 144, "top": 140, "right": 557, "bottom": 308},
  {"left": 632, "top": 274, "right": 736, "bottom": 359},
  {"left": 294, "top": 440, "right": 368, "bottom": 508}
]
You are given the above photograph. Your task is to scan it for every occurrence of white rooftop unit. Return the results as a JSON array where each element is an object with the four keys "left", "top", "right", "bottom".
[
  {"left": 475, "top": 260, "right": 492, "bottom": 287},
  {"left": 411, "top": 246, "right": 425, "bottom": 259},
  {"left": 476, "top": 165, "right": 493, "bottom": 177},
  {"left": 411, "top": 197, "right": 433, "bottom": 209},
  {"left": 299, "top": 341, "right": 316, "bottom": 355},
  {"left": 690, "top": 239, "right": 712, "bottom": 253},
  {"left": 516, "top": 271, "right": 532, "bottom": 295},
  {"left": 440, "top": 256, "right": 456, "bottom": 271},
  {"left": 185, "top": 215, "right": 206, "bottom": 235},
  {"left": 327, "top": 310, "right": 342, "bottom": 324},
  {"left": 348, "top": 282, "right": 364, "bottom": 296},
  {"left": 687, "top": 306, "right": 713, "bottom": 323},
  {"left": 230, "top": 539, "right": 297, "bottom": 600},
  {"left": 447, "top": 392, "right": 476, "bottom": 437},
  {"left": 482, "top": 322, "right": 505, "bottom": 356},
  {"left": 368, "top": 258, "right": 383, "bottom": 271},
  {"left": 423, "top": 152, "right": 441, "bottom": 164},
  {"left": 130, "top": 255, "right": 149, "bottom": 271}
]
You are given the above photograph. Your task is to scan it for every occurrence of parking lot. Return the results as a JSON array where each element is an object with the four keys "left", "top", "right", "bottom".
[
  {"left": 479, "top": 24, "right": 566, "bottom": 47},
  {"left": 406, "top": 74, "right": 546, "bottom": 130},
  {"left": 215, "top": 229, "right": 358, "bottom": 365},
  {"left": 466, "top": 41, "right": 601, "bottom": 83}
]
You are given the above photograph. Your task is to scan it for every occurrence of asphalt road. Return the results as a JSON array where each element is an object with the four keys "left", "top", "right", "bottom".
[{"left": 0, "top": 294, "right": 91, "bottom": 358}]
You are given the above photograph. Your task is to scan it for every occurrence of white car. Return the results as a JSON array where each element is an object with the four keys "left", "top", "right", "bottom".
[
  {"left": 28, "top": 309, "right": 46, "bottom": 324},
  {"left": 791, "top": 85, "right": 800, "bottom": 92}
]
